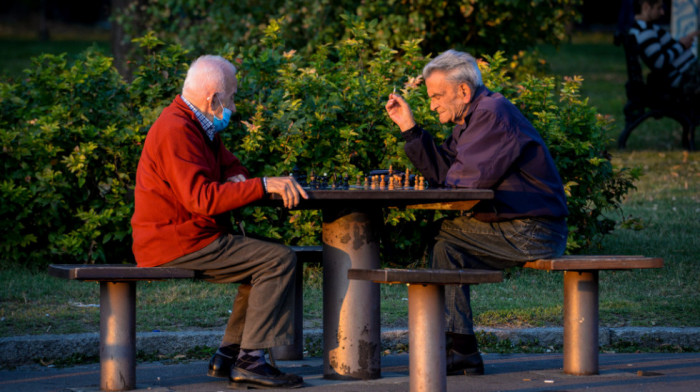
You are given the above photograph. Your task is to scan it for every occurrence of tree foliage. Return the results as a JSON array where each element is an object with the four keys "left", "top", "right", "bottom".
[
  {"left": 0, "top": 20, "right": 636, "bottom": 267},
  {"left": 114, "top": 0, "right": 581, "bottom": 59}
]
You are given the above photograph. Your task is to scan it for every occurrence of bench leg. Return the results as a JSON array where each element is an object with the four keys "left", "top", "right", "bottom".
[
  {"left": 270, "top": 258, "right": 305, "bottom": 360},
  {"left": 563, "top": 270, "right": 599, "bottom": 375},
  {"left": 100, "top": 281, "right": 136, "bottom": 391},
  {"left": 408, "top": 283, "right": 446, "bottom": 392}
]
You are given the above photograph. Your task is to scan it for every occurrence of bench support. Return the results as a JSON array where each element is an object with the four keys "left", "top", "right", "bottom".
[
  {"left": 408, "top": 283, "right": 446, "bottom": 392},
  {"left": 564, "top": 270, "right": 599, "bottom": 375},
  {"left": 100, "top": 281, "right": 136, "bottom": 391}
]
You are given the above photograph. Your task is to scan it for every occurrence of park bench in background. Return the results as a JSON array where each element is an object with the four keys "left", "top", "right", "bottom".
[{"left": 617, "top": 33, "right": 696, "bottom": 151}]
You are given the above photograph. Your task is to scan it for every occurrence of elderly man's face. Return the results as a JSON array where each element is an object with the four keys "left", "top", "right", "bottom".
[{"left": 425, "top": 71, "right": 471, "bottom": 125}]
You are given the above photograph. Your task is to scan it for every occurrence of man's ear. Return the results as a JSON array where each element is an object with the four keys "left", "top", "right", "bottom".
[
  {"left": 207, "top": 92, "right": 219, "bottom": 111},
  {"left": 459, "top": 83, "right": 472, "bottom": 103}
]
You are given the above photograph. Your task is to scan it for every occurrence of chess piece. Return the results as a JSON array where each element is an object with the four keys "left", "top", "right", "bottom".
[
  {"left": 404, "top": 169, "right": 410, "bottom": 188},
  {"left": 356, "top": 174, "right": 362, "bottom": 187},
  {"left": 380, "top": 174, "right": 386, "bottom": 189},
  {"left": 364, "top": 176, "right": 369, "bottom": 189}
]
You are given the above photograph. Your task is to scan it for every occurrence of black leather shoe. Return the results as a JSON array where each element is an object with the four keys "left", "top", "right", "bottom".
[
  {"left": 446, "top": 349, "right": 484, "bottom": 375},
  {"left": 208, "top": 348, "right": 238, "bottom": 378},
  {"left": 229, "top": 363, "right": 303, "bottom": 389}
]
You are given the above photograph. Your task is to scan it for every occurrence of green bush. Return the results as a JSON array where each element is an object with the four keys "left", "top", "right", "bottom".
[
  {"left": 0, "top": 22, "right": 636, "bottom": 267},
  {"left": 115, "top": 0, "right": 580, "bottom": 60}
]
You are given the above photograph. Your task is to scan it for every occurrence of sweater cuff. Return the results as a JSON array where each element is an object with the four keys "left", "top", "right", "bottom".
[{"left": 401, "top": 124, "right": 422, "bottom": 142}]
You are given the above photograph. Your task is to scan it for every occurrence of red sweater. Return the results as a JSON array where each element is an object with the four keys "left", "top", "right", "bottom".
[{"left": 131, "top": 96, "right": 264, "bottom": 267}]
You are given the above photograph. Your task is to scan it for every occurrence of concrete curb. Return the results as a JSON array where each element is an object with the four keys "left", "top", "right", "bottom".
[{"left": 2, "top": 326, "right": 699, "bottom": 367}]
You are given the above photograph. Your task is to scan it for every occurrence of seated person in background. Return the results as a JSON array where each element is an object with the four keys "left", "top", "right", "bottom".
[
  {"left": 384, "top": 50, "right": 568, "bottom": 375},
  {"left": 630, "top": 0, "right": 700, "bottom": 96},
  {"left": 131, "top": 55, "right": 307, "bottom": 389}
]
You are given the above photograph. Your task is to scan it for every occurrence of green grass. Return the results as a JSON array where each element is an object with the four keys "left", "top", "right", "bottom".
[{"left": 0, "top": 31, "right": 698, "bottom": 342}]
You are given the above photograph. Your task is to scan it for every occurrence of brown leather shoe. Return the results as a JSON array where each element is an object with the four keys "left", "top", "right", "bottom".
[
  {"left": 446, "top": 349, "right": 484, "bottom": 375},
  {"left": 229, "top": 363, "right": 303, "bottom": 389}
]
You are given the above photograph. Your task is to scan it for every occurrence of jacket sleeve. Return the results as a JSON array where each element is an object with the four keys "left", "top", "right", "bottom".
[
  {"left": 158, "top": 125, "right": 264, "bottom": 216},
  {"left": 402, "top": 125, "right": 456, "bottom": 187}
]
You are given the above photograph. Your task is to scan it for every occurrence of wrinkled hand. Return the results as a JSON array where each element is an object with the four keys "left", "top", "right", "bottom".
[
  {"left": 385, "top": 93, "right": 416, "bottom": 132},
  {"left": 265, "top": 177, "right": 308, "bottom": 209},
  {"left": 226, "top": 174, "right": 246, "bottom": 183}
]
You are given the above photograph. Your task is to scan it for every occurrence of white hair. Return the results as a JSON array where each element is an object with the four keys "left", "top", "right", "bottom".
[
  {"left": 182, "top": 55, "right": 237, "bottom": 97},
  {"left": 422, "top": 50, "right": 483, "bottom": 96}
]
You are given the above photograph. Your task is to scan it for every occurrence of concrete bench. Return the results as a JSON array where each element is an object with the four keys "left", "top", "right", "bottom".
[
  {"left": 348, "top": 268, "right": 503, "bottom": 392},
  {"left": 348, "top": 254, "right": 663, "bottom": 392},
  {"left": 47, "top": 245, "right": 321, "bottom": 392},
  {"left": 522, "top": 255, "right": 663, "bottom": 375}
]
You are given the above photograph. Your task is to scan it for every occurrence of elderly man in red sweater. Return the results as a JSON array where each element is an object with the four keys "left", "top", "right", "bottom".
[{"left": 131, "top": 55, "right": 307, "bottom": 389}]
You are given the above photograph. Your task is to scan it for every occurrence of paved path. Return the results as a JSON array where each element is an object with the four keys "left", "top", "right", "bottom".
[{"left": 2, "top": 352, "right": 699, "bottom": 392}]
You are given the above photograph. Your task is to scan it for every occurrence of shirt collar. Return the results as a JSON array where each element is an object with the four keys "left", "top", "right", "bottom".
[
  {"left": 458, "top": 85, "right": 487, "bottom": 128},
  {"left": 181, "top": 95, "right": 217, "bottom": 141}
]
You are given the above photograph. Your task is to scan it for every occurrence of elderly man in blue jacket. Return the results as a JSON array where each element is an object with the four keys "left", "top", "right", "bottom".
[{"left": 385, "top": 49, "right": 569, "bottom": 375}]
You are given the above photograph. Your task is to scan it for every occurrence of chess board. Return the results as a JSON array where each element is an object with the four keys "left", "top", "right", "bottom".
[{"left": 261, "top": 167, "right": 494, "bottom": 210}]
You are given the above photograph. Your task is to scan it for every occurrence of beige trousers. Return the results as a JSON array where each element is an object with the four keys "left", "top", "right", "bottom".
[{"left": 162, "top": 234, "right": 297, "bottom": 349}]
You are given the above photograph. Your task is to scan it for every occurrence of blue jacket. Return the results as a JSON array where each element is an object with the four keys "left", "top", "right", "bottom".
[{"left": 402, "top": 86, "right": 569, "bottom": 222}]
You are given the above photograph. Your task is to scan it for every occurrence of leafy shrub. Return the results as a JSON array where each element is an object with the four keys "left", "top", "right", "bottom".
[
  {"left": 114, "top": 0, "right": 581, "bottom": 62},
  {"left": 0, "top": 21, "right": 636, "bottom": 267}
]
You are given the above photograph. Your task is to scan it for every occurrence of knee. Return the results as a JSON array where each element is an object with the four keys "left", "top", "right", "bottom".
[
  {"left": 431, "top": 240, "right": 455, "bottom": 269},
  {"left": 269, "top": 245, "right": 296, "bottom": 273}
]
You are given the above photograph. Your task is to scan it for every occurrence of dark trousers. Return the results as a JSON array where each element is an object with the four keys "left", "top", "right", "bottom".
[
  {"left": 431, "top": 216, "right": 568, "bottom": 335},
  {"left": 162, "top": 234, "right": 297, "bottom": 349}
]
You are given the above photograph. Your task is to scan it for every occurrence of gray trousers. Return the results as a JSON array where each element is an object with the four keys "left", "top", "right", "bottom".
[
  {"left": 431, "top": 216, "right": 568, "bottom": 335},
  {"left": 162, "top": 234, "right": 297, "bottom": 350}
]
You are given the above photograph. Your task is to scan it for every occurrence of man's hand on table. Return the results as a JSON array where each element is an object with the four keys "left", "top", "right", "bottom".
[{"left": 265, "top": 177, "right": 309, "bottom": 208}]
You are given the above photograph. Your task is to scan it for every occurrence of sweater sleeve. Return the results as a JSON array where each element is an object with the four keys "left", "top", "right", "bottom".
[
  {"left": 219, "top": 141, "right": 250, "bottom": 180},
  {"left": 158, "top": 124, "right": 264, "bottom": 216}
]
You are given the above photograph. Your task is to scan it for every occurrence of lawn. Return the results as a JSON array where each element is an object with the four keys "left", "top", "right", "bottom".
[{"left": 0, "top": 31, "right": 697, "bottom": 348}]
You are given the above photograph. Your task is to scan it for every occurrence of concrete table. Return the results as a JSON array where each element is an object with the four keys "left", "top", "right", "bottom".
[{"left": 265, "top": 187, "right": 493, "bottom": 379}]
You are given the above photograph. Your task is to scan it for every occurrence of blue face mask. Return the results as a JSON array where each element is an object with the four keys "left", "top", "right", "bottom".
[{"left": 212, "top": 98, "right": 232, "bottom": 132}]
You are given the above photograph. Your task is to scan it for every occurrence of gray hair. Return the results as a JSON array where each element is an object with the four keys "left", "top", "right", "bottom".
[
  {"left": 182, "top": 55, "right": 237, "bottom": 97},
  {"left": 422, "top": 50, "right": 483, "bottom": 95}
]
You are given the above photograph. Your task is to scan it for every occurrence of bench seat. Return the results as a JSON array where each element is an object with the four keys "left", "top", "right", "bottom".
[
  {"left": 522, "top": 255, "right": 663, "bottom": 376},
  {"left": 349, "top": 255, "right": 663, "bottom": 391},
  {"left": 46, "top": 245, "right": 321, "bottom": 391},
  {"left": 348, "top": 268, "right": 503, "bottom": 392}
]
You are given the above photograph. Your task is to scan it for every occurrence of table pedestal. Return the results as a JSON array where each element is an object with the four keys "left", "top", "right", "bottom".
[{"left": 322, "top": 211, "right": 381, "bottom": 379}]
